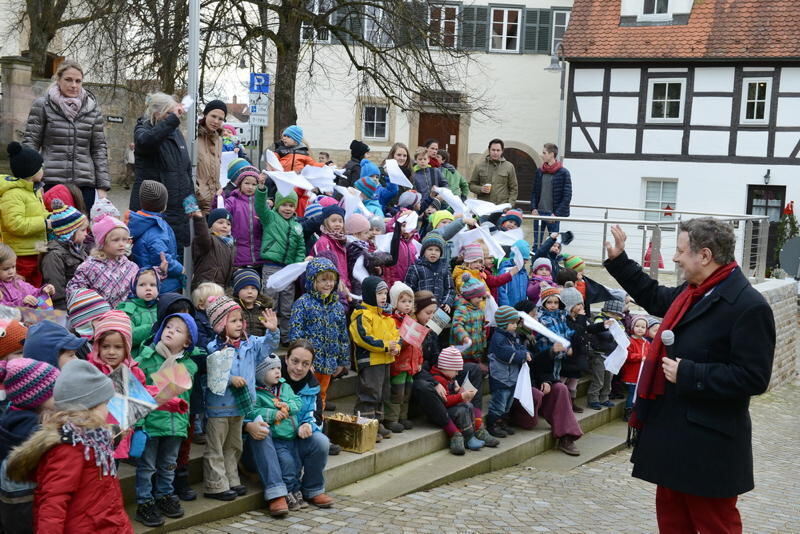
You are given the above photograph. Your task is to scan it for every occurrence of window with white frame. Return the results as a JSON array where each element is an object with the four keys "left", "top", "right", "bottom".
[
  {"left": 490, "top": 8, "right": 521, "bottom": 52},
  {"left": 643, "top": 179, "right": 677, "bottom": 222},
  {"left": 362, "top": 105, "right": 388, "bottom": 140},
  {"left": 364, "top": 5, "right": 393, "bottom": 46},
  {"left": 301, "top": 0, "right": 332, "bottom": 42},
  {"left": 428, "top": 5, "right": 458, "bottom": 47},
  {"left": 741, "top": 78, "right": 771, "bottom": 124},
  {"left": 551, "top": 10, "right": 570, "bottom": 54},
  {"left": 643, "top": 0, "right": 669, "bottom": 15},
  {"left": 647, "top": 79, "right": 685, "bottom": 122}
]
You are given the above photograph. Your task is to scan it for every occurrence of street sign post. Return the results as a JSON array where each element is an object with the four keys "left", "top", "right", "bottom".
[
  {"left": 248, "top": 91, "right": 269, "bottom": 127},
  {"left": 249, "top": 73, "right": 270, "bottom": 93}
]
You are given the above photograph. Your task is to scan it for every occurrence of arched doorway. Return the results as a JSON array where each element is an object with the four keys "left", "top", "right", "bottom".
[{"left": 503, "top": 148, "right": 538, "bottom": 209}]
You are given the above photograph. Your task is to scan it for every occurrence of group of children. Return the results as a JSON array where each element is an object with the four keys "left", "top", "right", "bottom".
[{"left": 0, "top": 131, "right": 663, "bottom": 531}]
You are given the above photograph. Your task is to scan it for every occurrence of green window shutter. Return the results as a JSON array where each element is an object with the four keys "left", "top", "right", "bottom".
[
  {"left": 460, "top": 6, "right": 488, "bottom": 50},
  {"left": 523, "top": 9, "right": 551, "bottom": 54},
  {"left": 333, "top": 6, "right": 362, "bottom": 44}
]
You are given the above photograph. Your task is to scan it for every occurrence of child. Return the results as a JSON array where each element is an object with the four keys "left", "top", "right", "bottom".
[
  {"left": 134, "top": 313, "right": 199, "bottom": 527},
  {"left": 273, "top": 125, "right": 322, "bottom": 217},
  {"left": 560, "top": 283, "right": 597, "bottom": 413},
  {"left": 117, "top": 269, "right": 160, "bottom": 359},
  {"left": 191, "top": 208, "right": 235, "bottom": 290},
  {"left": 0, "top": 244, "right": 55, "bottom": 308},
  {"left": 288, "top": 258, "right": 349, "bottom": 410},
  {"left": 233, "top": 268, "right": 271, "bottom": 338},
  {"left": 498, "top": 240, "right": 531, "bottom": 308},
  {"left": 224, "top": 166, "right": 264, "bottom": 271},
  {"left": 354, "top": 164, "right": 385, "bottom": 218},
  {"left": 312, "top": 204, "right": 350, "bottom": 291},
  {"left": 0, "top": 358, "right": 59, "bottom": 534},
  {"left": 41, "top": 199, "right": 89, "bottom": 310},
  {"left": 438, "top": 150, "right": 469, "bottom": 200},
  {"left": 527, "top": 257, "right": 554, "bottom": 304},
  {"left": 621, "top": 316, "right": 649, "bottom": 421},
  {"left": 496, "top": 209, "right": 523, "bottom": 231},
  {"left": 450, "top": 274, "right": 488, "bottom": 366},
  {"left": 255, "top": 186, "right": 305, "bottom": 343},
  {"left": 533, "top": 232, "right": 565, "bottom": 278},
  {"left": 536, "top": 286, "right": 575, "bottom": 383},
  {"left": 486, "top": 306, "right": 530, "bottom": 438},
  {"left": 480, "top": 244, "right": 515, "bottom": 302},
  {"left": 204, "top": 296, "right": 279, "bottom": 500},
  {"left": 191, "top": 282, "right": 225, "bottom": 358},
  {"left": 189, "top": 282, "right": 225, "bottom": 444},
  {"left": 587, "top": 299, "right": 626, "bottom": 410},
  {"left": 0, "top": 320, "right": 26, "bottom": 362},
  {"left": 6, "top": 359, "right": 132, "bottom": 533},
  {"left": 385, "top": 282, "right": 421, "bottom": 433},
  {"left": 646, "top": 316, "right": 661, "bottom": 342},
  {"left": 452, "top": 243, "right": 489, "bottom": 295},
  {"left": 129, "top": 180, "right": 184, "bottom": 293},
  {"left": 349, "top": 276, "right": 400, "bottom": 441},
  {"left": 382, "top": 209, "right": 419, "bottom": 288},
  {"left": 66, "top": 288, "right": 112, "bottom": 339},
  {"left": 66, "top": 215, "right": 140, "bottom": 308},
  {"left": 345, "top": 213, "right": 395, "bottom": 297},
  {"left": 404, "top": 231, "right": 455, "bottom": 314},
  {"left": 0, "top": 143, "right": 47, "bottom": 286},
  {"left": 411, "top": 147, "right": 446, "bottom": 204},
  {"left": 23, "top": 320, "right": 86, "bottom": 369}
]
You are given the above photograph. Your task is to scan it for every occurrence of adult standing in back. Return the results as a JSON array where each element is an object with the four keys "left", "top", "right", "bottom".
[
  {"left": 22, "top": 59, "right": 110, "bottom": 214},
  {"left": 468, "top": 139, "right": 518, "bottom": 206},
  {"left": 195, "top": 100, "right": 227, "bottom": 214},
  {"left": 530, "top": 143, "right": 572, "bottom": 246}
]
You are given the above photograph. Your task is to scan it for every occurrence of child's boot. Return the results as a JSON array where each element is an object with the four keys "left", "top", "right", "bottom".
[
  {"left": 499, "top": 417, "right": 515, "bottom": 435},
  {"left": 464, "top": 430, "right": 485, "bottom": 451},
  {"left": 173, "top": 467, "right": 197, "bottom": 501},
  {"left": 623, "top": 407, "right": 633, "bottom": 421},
  {"left": 378, "top": 423, "right": 392, "bottom": 439},
  {"left": 135, "top": 500, "right": 165, "bottom": 527},
  {"left": 268, "top": 496, "right": 289, "bottom": 517},
  {"left": 475, "top": 427, "right": 500, "bottom": 447},
  {"left": 449, "top": 432, "right": 466, "bottom": 455},
  {"left": 486, "top": 414, "right": 507, "bottom": 438},
  {"left": 156, "top": 494, "right": 185, "bottom": 518}
]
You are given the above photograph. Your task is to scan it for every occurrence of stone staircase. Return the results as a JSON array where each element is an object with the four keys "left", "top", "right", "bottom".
[{"left": 127, "top": 372, "right": 627, "bottom": 533}]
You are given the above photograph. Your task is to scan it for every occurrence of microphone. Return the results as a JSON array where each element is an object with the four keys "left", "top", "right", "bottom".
[{"left": 661, "top": 330, "right": 676, "bottom": 360}]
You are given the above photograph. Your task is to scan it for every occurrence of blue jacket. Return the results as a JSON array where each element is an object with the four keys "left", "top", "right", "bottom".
[
  {"left": 363, "top": 198, "right": 385, "bottom": 218},
  {"left": 498, "top": 258, "right": 529, "bottom": 308},
  {"left": 376, "top": 181, "right": 399, "bottom": 213},
  {"left": 295, "top": 381, "right": 322, "bottom": 432},
  {"left": 412, "top": 166, "right": 446, "bottom": 200},
  {"left": 128, "top": 210, "right": 184, "bottom": 293},
  {"left": 488, "top": 328, "right": 528, "bottom": 388},
  {"left": 537, "top": 308, "right": 575, "bottom": 380},
  {"left": 404, "top": 256, "right": 455, "bottom": 308},
  {"left": 533, "top": 236, "right": 566, "bottom": 278},
  {"left": 288, "top": 258, "right": 350, "bottom": 375},
  {"left": 206, "top": 329, "right": 279, "bottom": 417},
  {"left": 531, "top": 166, "right": 572, "bottom": 217}
]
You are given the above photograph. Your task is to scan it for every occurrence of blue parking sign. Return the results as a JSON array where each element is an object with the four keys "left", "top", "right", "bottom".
[{"left": 249, "top": 73, "right": 270, "bottom": 93}]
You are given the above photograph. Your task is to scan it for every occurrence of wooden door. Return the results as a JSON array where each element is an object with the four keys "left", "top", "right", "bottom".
[
  {"left": 502, "top": 148, "right": 537, "bottom": 209},
  {"left": 746, "top": 185, "right": 785, "bottom": 269},
  {"left": 418, "top": 113, "right": 460, "bottom": 167}
]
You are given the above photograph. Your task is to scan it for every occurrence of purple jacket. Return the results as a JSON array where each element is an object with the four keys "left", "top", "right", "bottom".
[
  {"left": 225, "top": 189, "right": 263, "bottom": 267},
  {"left": 0, "top": 279, "right": 46, "bottom": 307}
]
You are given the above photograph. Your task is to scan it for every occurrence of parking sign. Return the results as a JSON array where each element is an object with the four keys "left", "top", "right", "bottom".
[{"left": 249, "top": 73, "right": 270, "bottom": 93}]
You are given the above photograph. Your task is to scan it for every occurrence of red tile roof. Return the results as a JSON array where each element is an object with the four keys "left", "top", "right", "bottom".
[{"left": 563, "top": 0, "right": 800, "bottom": 60}]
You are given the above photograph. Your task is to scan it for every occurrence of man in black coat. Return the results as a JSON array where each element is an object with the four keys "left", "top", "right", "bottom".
[{"left": 603, "top": 218, "right": 774, "bottom": 533}]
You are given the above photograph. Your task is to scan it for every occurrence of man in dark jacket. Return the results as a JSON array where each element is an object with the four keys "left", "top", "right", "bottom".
[
  {"left": 530, "top": 143, "right": 572, "bottom": 247},
  {"left": 339, "top": 140, "right": 370, "bottom": 188},
  {"left": 604, "top": 218, "right": 775, "bottom": 533}
]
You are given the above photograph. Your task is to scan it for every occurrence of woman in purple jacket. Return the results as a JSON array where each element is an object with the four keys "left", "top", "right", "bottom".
[{"left": 224, "top": 165, "right": 264, "bottom": 271}]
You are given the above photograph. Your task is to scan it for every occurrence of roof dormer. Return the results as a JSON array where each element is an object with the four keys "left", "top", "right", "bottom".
[{"left": 620, "top": 0, "right": 694, "bottom": 26}]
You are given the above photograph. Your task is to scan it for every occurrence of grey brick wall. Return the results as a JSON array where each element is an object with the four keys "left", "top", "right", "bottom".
[{"left": 753, "top": 279, "right": 799, "bottom": 389}]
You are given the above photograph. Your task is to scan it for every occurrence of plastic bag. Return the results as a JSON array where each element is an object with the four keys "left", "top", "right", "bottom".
[{"left": 207, "top": 347, "right": 236, "bottom": 396}]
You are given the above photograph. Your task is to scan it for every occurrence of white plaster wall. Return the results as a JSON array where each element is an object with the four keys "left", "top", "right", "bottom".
[
  {"left": 575, "top": 96, "right": 602, "bottom": 122},
  {"left": 693, "top": 67, "right": 735, "bottom": 92},
  {"left": 736, "top": 131, "right": 769, "bottom": 157},
  {"left": 776, "top": 98, "right": 800, "bottom": 127},
  {"left": 642, "top": 129, "right": 682, "bottom": 154},
  {"left": 774, "top": 132, "right": 800, "bottom": 158},
  {"left": 690, "top": 97, "right": 732, "bottom": 126},
  {"left": 606, "top": 128, "right": 637, "bottom": 153},
  {"left": 779, "top": 68, "right": 800, "bottom": 92},
  {"left": 608, "top": 96, "right": 638, "bottom": 123},
  {"left": 573, "top": 68, "right": 605, "bottom": 93},
  {"left": 688, "top": 130, "right": 729, "bottom": 156},
  {"left": 610, "top": 69, "right": 640, "bottom": 92}
]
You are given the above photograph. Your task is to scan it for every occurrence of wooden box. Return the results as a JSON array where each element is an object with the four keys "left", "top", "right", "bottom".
[{"left": 324, "top": 413, "right": 379, "bottom": 454}]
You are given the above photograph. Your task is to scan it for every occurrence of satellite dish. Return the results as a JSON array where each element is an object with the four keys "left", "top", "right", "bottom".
[{"left": 779, "top": 236, "right": 800, "bottom": 278}]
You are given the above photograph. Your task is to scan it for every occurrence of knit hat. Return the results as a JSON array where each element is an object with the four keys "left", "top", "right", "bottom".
[
  {"left": 421, "top": 231, "right": 446, "bottom": 254},
  {"left": 304, "top": 199, "right": 323, "bottom": 220},
  {"left": 54, "top": 359, "right": 115, "bottom": 411},
  {"left": 602, "top": 298, "right": 625, "bottom": 316},
  {"left": 7, "top": 142, "right": 43, "bottom": 179},
  {"left": 91, "top": 310, "right": 133, "bottom": 360},
  {"left": 139, "top": 180, "right": 168, "bottom": 213},
  {"left": 429, "top": 198, "right": 442, "bottom": 211},
  {"left": 275, "top": 189, "right": 299, "bottom": 209},
  {"left": 362, "top": 276, "right": 388, "bottom": 307},
  {"left": 513, "top": 240, "right": 531, "bottom": 260},
  {"left": 389, "top": 282, "right": 414, "bottom": 310},
  {"left": 539, "top": 285, "right": 561, "bottom": 303},
  {"left": 359, "top": 159, "right": 381, "bottom": 179},
  {"left": 317, "top": 196, "right": 338, "bottom": 208},
  {"left": 462, "top": 243, "right": 483, "bottom": 263},
  {"left": 460, "top": 273, "right": 487, "bottom": 300},
  {"left": 560, "top": 284, "right": 584, "bottom": 313},
  {"left": 233, "top": 268, "right": 261, "bottom": 294},
  {"left": 564, "top": 255, "right": 585, "bottom": 272},
  {"left": 90, "top": 198, "right": 121, "bottom": 222},
  {"left": 354, "top": 175, "right": 379, "bottom": 199},
  {"left": 206, "top": 295, "right": 242, "bottom": 334},
  {"left": 207, "top": 208, "right": 232, "bottom": 227},
  {"left": 256, "top": 353, "right": 281, "bottom": 381},
  {"left": 498, "top": 209, "right": 523, "bottom": 228},
  {"left": 227, "top": 157, "right": 250, "bottom": 184},
  {"left": 350, "top": 139, "right": 370, "bottom": 160},
  {"left": 429, "top": 210, "right": 454, "bottom": 229},
  {"left": 203, "top": 99, "right": 228, "bottom": 116},
  {"left": 629, "top": 315, "right": 650, "bottom": 335},
  {"left": 0, "top": 320, "right": 27, "bottom": 358},
  {"left": 369, "top": 215, "right": 385, "bottom": 232},
  {"left": 67, "top": 289, "right": 112, "bottom": 338},
  {"left": 494, "top": 306, "right": 520, "bottom": 329},
  {"left": 415, "top": 293, "right": 437, "bottom": 312},
  {"left": 646, "top": 316, "right": 662, "bottom": 329},
  {"left": 397, "top": 190, "right": 422, "bottom": 209},
  {"left": 235, "top": 165, "right": 261, "bottom": 187},
  {"left": 48, "top": 199, "right": 87, "bottom": 243},
  {"left": 92, "top": 215, "right": 128, "bottom": 248},
  {"left": 345, "top": 213, "right": 371, "bottom": 235},
  {"left": 0, "top": 358, "right": 59, "bottom": 410},
  {"left": 532, "top": 257, "right": 552, "bottom": 274},
  {"left": 283, "top": 125, "right": 304, "bottom": 144},
  {"left": 154, "top": 313, "right": 198, "bottom": 350},
  {"left": 437, "top": 347, "right": 463, "bottom": 372},
  {"left": 322, "top": 204, "right": 345, "bottom": 221},
  {"left": 130, "top": 268, "right": 160, "bottom": 298}
]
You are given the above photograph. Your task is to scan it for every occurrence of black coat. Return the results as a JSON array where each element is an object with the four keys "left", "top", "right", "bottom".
[
  {"left": 605, "top": 252, "right": 775, "bottom": 498},
  {"left": 131, "top": 113, "right": 194, "bottom": 247}
]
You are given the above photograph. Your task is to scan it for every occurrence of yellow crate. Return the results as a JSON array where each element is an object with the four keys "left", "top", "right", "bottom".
[{"left": 324, "top": 413, "right": 379, "bottom": 454}]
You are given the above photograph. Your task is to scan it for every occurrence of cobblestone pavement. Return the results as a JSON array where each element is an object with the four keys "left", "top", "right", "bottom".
[{"left": 177, "top": 382, "right": 800, "bottom": 534}]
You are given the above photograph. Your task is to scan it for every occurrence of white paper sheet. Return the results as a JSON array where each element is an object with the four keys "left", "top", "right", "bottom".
[
  {"left": 301, "top": 165, "right": 337, "bottom": 192},
  {"left": 512, "top": 247, "right": 524, "bottom": 270},
  {"left": 264, "top": 149, "right": 283, "bottom": 171},
  {"left": 518, "top": 312, "right": 572, "bottom": 349},
  {"left": 477, "top": 226, "right": 507, "bottom": 259},
  {"left": 604, "top": 321, "right": 631, "bottom": 375},
  {"left": 432, "top": 186, "right": 466, "bottom": 215},
  {"left": 219, "top": 150, "right": 238, "bottom": 189},
  {"left": 412, "top": 239, "right": 422, "bottom": 256},
  {"left": 514, "top": 362, "right": 535, "bottom": 416},
  {"left": 181, "top": 95, "right": 194, "bottom": 112},
  {"left": 452, "top": 227, "right": 504, "bottom": 260},
  {"left": 374, "top": 232, "right": 393, "bottom": 253},
  {"left": 465, "top": 198, "right": 511, "bottom": 218},
  {"left": 384, "top": 159, "right": 413, "bottom": 188},
  {"left": 453, "top": 338, "right": 472, "bottom": 355},
  {"left": 335, "top": 186, "right": 369, "bottom": 219},
  {"left": 265, "top": 261, "right": 309, "bottom": 291},
  {"left": 398, "top": 211, "right": 418, "bottom": 233},
  {"left": 484, "top": 295, "right": 498, "bottom": 326},
  {"left": 216, "top": 196, "right": 225, "bottom": 209},
  {"left": 207, "top": 347, "right": 235, "bottom": 396},
  {"left": 267, "top": 171, "right": 314, "bottom": 195},
  {"left": 353, "top": 255, "right": 369, "bottom": 283},
  {"left": 493, "top": 227, "right": 525, "bottom": 246},
  {"left": 456, "top": 371, "right": 477, "bottom": 393}
]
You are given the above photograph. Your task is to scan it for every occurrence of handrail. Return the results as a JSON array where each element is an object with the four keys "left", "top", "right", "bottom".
[
  {"left": 515, "top": 199, "right": 768, "bottom": 221},
  {"left": 521, "top": 214, "right": 768, "bottom": 225}
]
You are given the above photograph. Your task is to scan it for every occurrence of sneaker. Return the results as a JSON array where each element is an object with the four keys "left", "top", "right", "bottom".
[
  {"left": 449, "top": 432, "right": 466, "bottom": 455},
  {"left": 383, "top": 420, "right": 405, "bottom": 433},
  {"left": 601, "top": 400, "right": 615, "bottom": 407},
  {"left": 286, "top": 492, "right": 302, "bottom": 511},
  {"left": 475, "top": 427, "right": 500, "bottom": 448},
  {"left": 268, "top": 496, "right": 289, "bottom": 517},
  {"left": 328, "top": 442, "right": 342, "bottom": 455},
  {"left": 400, "top": 419, "right": 414, "bottom": 430},
  {"left": 588, "top": 402, "right": 602, "bottom": 410},
  {"left": 558, "top": 437, "right": 581, "bottom": 456},
  {"left": 378, "top": 424, "right": 392, "bottom": 438},
  {"left": 466, "top": 435, "right": 485, "bottom": 450},
  {"left": 308, "top": 493, "right": 335, "bottom": 508},
  {"left": 135, "top": 500, "right": 165, "bottom": 527},
  {"left": 572, "top": 402, "right": 584, "bottom": 413},
  {"left": 155, "top": 494, "right": 184, "bottom": 518},
  {"left": 293, "top": 490, "right": 309, "bottom": 509},
  {"left": 487, "top": 424, "right": 507, "bottom": 438},
  {"left": 203, "top": 490, "right": 237, "bottom": 501}
]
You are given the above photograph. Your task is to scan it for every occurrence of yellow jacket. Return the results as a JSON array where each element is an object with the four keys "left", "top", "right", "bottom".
[
  {"left": 0, "top": 175, "right": 47, "bottom": 256},
  {"left": 350, "top": 303, "right": 399, "bottom": 369},
  {"left": 452, "top": 265, "right": 489, "bottom": 295}
]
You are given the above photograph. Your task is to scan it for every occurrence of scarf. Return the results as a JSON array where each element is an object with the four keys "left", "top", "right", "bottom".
[
  {"left": 60, "top": 422, "right": 117, "bottom": 477},
  {"left": 320, "top": 223, "right": 346, "bottom": 242},
  {"left": 214, "top": 233, "right": 235, "bottom": 247},
  {"left": 155, "top": 341, "right": 184, "bottom": 369},
  {"left": 540, "top": 160, "right": 563, "bottom": 174},
  {"left": 48, "top": 84, "right": 85, "bottom": 121},
  {"left": 631, "top": 261, "right": 738, "bottom": 429}
]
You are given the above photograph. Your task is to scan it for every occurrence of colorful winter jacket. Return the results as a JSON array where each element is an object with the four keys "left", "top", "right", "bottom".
[
  {"left": 116, "top": 298, "right": 158, "bottom": 358},
  {"left": 128, "top": 210, "right": 184, "bottom": 293},
  {"left": 66, "top": 255, "right": 139, "bottom": 308},
  {"left": 382, "top": 213, "right": 418, "bottom": 288},
  {"left": 621, "top": 337, "right": 649, "bottom": 384},
  {"left": 246, "top": 379, "right": 302, "bottom": 440},
  {"left": 537, "top": 308, "right": 575, "bottom": 380},
  {"left": 498, "top": 259, "right": 529, "bottom": 308},
  {"left": 452, "top": 265, "right": 489, "bottom": 295},
  {"left": 0, "top": 175, "right": 47, "bottom": 256},
  {"left": 441, "top": 163, "right": 469, "bottom": 199},
  {"left": 0, "top": 279, "right": 46, "bottom": 308},
  {"left": 312, "top": 233, "right": 351, "bottom": 291},
  {"left": 255, "top": 187, "right": 305, "bottom": 266},
  {"left": 225, "top": 189, "right": 263, "bottom": 267},
  {"left": 404, "top": 256, "right": 456, "bottom": 308},
  {"left": 450, "top": 296, "right": 487, "bottom": 362},
  {"left": 390, "top": 313, "right": 424, "bottom": 376},
  {"left": 350, "top": 302, "right": 399, "bottom": 369},
  {"left": 488, "top": 328, "right": 528, "bottom": 387}
]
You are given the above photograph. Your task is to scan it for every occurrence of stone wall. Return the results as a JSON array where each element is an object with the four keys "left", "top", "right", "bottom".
[{"left": 753, "top": 278, "right": 799, "bottom": 389}]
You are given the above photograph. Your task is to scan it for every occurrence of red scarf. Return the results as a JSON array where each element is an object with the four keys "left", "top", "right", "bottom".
[
  {"left": 541, "top": 161, "right": 563, "bottom": 174},
  {"left": 632, "top": 261, "right": 738, "bottom": 424}
]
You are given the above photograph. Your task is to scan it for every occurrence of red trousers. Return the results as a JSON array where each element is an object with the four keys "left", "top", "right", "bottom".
[
  {"left": 656, "top": 486, "right": 742, "bottom": 534},
  {"left": 16, "top": 255, "right": 42, "bottom": 287}
]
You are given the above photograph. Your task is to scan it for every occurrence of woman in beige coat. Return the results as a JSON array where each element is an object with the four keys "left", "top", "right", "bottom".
[{"left": 196, "top": 100, "right": 227, "bottom": 214}]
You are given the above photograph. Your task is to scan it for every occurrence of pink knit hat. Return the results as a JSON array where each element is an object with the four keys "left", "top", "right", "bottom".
[
  {"left": 462, "top": 243, "right": 483, "bottom": 263},
  {"left": 0, "top": 358, "right": 59, "bottom": 410},
  {"left": 206, "top": 295, "right": 242, "bottom": 334},
  {"left": 91, "top": 311, "right": 133, "bottom": 360},
  {"left": 92, "top": 215, "right": 128, "bottom": 247},
  {"left": 437, "top": 347, "right": 464, "bottom": 372},
  {"left": 345, "top": 213, "right": 371, "bottom": 235},
  {"left": 317, "top": 196, "right": 338, "bottom": 208}
]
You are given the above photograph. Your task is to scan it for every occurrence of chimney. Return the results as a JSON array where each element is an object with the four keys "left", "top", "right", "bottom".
[{"left": 232, "top": 95, "right": 237, "bottom": 104}]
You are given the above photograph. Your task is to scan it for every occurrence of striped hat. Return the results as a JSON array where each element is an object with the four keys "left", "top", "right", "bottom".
[
  {"left": 0, "top": 320, "right": 27, "bottom": 358},
  {"left": 462, "top": 243, "right": 483, "bottom": 263},
  {"left": 91, "top": 311, "right": 133, "bottom": 360},
  {"left": 437, "top": 347, "right": 463, "bottom": 372},
  {"left": 227, "top": 157, "right": 250, "bottom": 184},
  {"left": 494, "top": 305, "right": 520, "bottom": 329},
  {"left": 354, "top": 175, "right": 379, "bottom": 199},
  {"left": 48, "top": 199, "right": 87, "bottom": 242},
  {"left": 538, "top": 285, "right": 563, "bottom": 308},
  {"left": 304, "top": 198, "right": 324, "bottom": 220},
  {"left": 67, "top": 289, "right": 112, "bottom": 338},
  {"left": 233, "top": 268, "right": 261, "bottom": 294},
  {"left": 235, "top": 165, "right": 261, "bottom": 187},
  {"left": 0, "top": 358, "right": 59, "bottom": 410},
  {"left": 421, "top": 231, "right": 446, "bottom": 254},
  {"left": 206, "top": 295, "right": 242, "bottom": 334},
  {"left": 564, "top": 255, "right": 585, "bottom": 272},
  {"left": 498, "top": 209, "right": 523, "bottom": 228},
  {"left": 460, "top": 273, "right": 487, "bottom": 300}
]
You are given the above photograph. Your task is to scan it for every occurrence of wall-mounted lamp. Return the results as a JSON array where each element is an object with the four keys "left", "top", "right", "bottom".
[{"left": 764, "top": 169, "right": 771, "bottom": 185}]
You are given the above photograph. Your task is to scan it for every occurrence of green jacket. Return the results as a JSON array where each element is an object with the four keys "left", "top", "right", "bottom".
[
  {"left": 468, "top": 156, "right": 518, "bottom": 205},
  {"left": 245, "top": 379, "right": 302, "bottom": 440},
  {"left": 255, "top": 187, "right": 305, "bottom": 265},
  {"left": 135, "top": 345, "right": 198, "bottom": 438},
  {"left": 441, "top": 164, "right": 469, "bottom": 199},
  {"left": 116, "top": 298, "right": 158, "bottom": 358}
]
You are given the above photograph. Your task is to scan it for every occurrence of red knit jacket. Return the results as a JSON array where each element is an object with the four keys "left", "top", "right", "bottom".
[{"left": 621, "top": 336, "right": 649, "bottom": 384}]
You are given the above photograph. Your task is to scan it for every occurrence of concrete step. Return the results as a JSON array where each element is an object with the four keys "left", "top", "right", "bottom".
[{"left": 520, "top": 419, "right": 630, "bottom": 472}]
